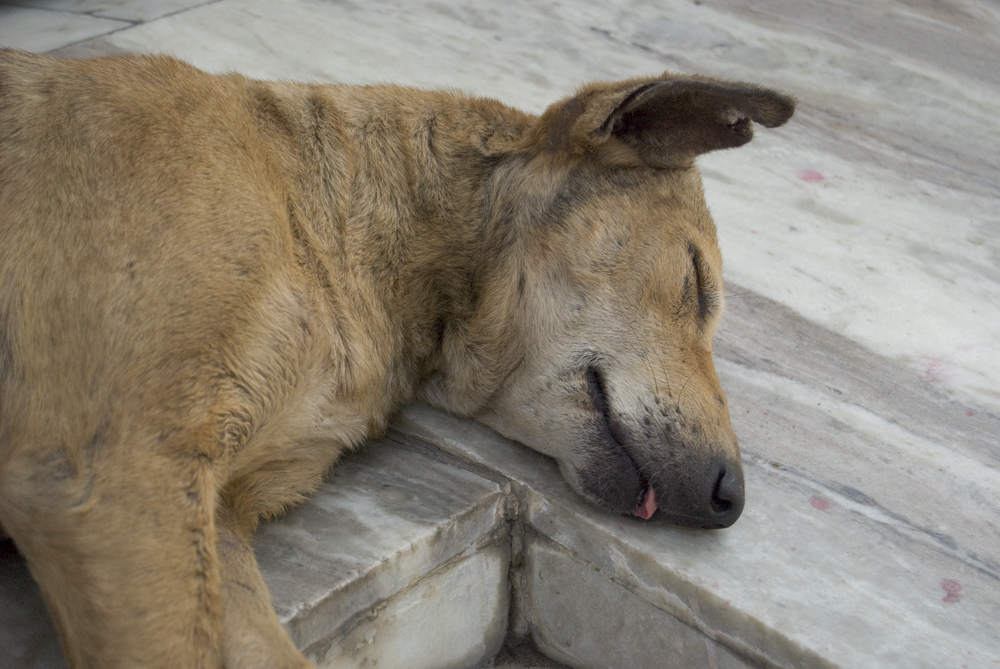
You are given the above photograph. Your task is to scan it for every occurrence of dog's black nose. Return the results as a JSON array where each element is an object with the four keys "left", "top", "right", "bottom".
[{"left": 700, "top": 461, "right": 744, "bottom": 529}]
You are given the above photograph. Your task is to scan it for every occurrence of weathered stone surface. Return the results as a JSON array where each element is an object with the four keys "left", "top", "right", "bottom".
[
  {"left": 10, "top": 0, "right": 217, "bottom": 23},
  {"left": 0, "top": 5, "right": 128, "bottom": 52},
  {"left": 525, "top": 541, "right": 754, "bottom": 669},
  {"left": 255, "top": 440, "right": 507, "bottom": 651},
  {"left": 306, "top": 545, "right": 509, "bottom": 669}
]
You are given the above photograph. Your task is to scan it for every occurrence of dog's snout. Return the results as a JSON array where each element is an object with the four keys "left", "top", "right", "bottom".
[{"left": 701, "top": 461, "right": 744, "bottom": 529}]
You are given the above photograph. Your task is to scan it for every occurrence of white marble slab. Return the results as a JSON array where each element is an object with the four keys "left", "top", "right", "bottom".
[
  {"left": 525, "top": 542, "right": 753, "bottom": 669},
  {"left": 0, "top": 5, "right": 128, "bottom": 52},
  {"left": 307, "top": 545, "right": 509, "bottom": 669},
  {"left": 256, "top": 441, "right": 508, "bottom": 657},
  {"left": 8, "top": 0, "right": 213, "bottom": 23}
]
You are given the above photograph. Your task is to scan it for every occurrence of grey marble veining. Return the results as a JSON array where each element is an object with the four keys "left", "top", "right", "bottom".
[
  {"left": 1, "top": 1, "right": 998, "bottom": 668},
  {"left": 0, "top": 5, "right": 128, "bottom": 51},
  {"left": 6, "top": 0, "right": 216, "bottom": 23},
  {"left": 525, "top": 541, "right": 754, "bottom": 669},
  {"left": 306, "top": 544, "right": 509, "bottom": 669},
  {"left": 715, "top": 287, "right": 1000, "bottom": 574},
  {"left": 255, "top": 441, "right": 508, "bottom": 652}
]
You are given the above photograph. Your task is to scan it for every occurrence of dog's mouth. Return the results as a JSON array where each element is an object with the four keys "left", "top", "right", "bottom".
[
  {"left": 584, "top": 364, "right": 659, "bottom": 520},
  {"left": 633, "top": 484, "right": 658, "bottom": 520}
]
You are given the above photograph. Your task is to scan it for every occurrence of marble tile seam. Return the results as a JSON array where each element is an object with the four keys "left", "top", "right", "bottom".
[
  {"left": 8, "top": 0, "right": 225, "bottom": 25},
  {"left": 386, "top": 416, "right": 776, "bottom": 664},
  {"left": 517, "top": 490, "right": 839, "bottom": 669},
  {"left": 44, "top": 37, "right": 132, "bottom": 60},
  {"left": 389, "top": 411, "right": 834, "bottom": 669},
  {"left": 520, "top": 529, "right": 831, "bottom": 669},
  {"left": 298, "top": 526, "right": 513, "bottom": 661},
  {"left": 1, "top": 1, "right": 226, "bottom": 56},
  {"left": 277, "top": 490, "right": 510, "bottom": 649},
  {"left": 506, "top": 499, "right": 771, "bottom": 668},
  {"left": 0, "top": 5, "right": 133, "bottom": 53},
  {"left": 523, "top": 542, "right": 760, "bottom": 669}
]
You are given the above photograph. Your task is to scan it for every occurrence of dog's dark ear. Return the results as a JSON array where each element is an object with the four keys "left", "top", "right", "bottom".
[
  {"left": 602, "top": 79, "right": 795, "bottom": 167},
  {"left": 532, "top": 76, "right": 795, "bottom": 167}
]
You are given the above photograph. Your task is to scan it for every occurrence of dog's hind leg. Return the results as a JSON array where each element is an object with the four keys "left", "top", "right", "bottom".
[
  {"left": 0, "top": 426, "right": 228, "bottom": 668},
  {"left": 216, "top": 505, "right": 314, "bottom": 669}
]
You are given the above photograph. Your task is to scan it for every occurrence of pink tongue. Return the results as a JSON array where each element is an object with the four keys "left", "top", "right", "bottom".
[{"left": 632, "top": 485, "right": 658, "bottom": 520}]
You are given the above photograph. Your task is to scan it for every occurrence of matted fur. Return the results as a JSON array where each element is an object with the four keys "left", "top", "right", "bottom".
[{"left": 0, "top": 50, "right": 793, "bottom": 668}]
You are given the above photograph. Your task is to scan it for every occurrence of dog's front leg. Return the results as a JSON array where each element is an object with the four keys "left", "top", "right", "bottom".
[
  {"left": 0, "top": 432, "right": 227, "bottom": 669},
  {"left": 216, "top": 507, "right": 315, "bottom": 669}
]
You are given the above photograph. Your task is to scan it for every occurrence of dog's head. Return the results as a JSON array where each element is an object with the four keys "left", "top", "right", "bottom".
[{"left": 424, "top": 75, "right": 794, "bottom": 529}]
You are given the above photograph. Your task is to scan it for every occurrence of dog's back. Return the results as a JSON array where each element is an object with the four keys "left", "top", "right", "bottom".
[{"left": 0, "top": 51, "right": 292, "bottom": 476}]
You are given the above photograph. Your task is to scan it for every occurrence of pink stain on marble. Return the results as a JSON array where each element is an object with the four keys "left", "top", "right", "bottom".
[
  {"left": 941, "top": 579, "right": 963, "bottom": 604},
  {"left": 917, "top": 356, "right": 958, "bottom": 383},
  {"left": 809, "top": 497, "right": 831, "bottom": 511},
  {"left": 797, "top": 169, "right": 825, "bottom": 183}
]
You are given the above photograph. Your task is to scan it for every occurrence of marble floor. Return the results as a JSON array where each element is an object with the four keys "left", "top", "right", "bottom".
[{"left": 1, "top": 1, "right": 998, "bottom": 668}]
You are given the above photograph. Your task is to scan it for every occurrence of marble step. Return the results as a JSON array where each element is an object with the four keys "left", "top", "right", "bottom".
[
  {"left": 258, "top": 440, "right": 511, "bottom": 668},
  {"left": 0, "top": 438, "right": 514, "bottom": 669},
  {"left": 396, "top": 384, "right": 1000, "bottom": 669},
  {"left": 387, "top": 285, "right": 999, "bottom": 669}
]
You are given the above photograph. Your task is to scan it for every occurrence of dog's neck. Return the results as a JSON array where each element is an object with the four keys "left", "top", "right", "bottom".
[{"left": 258, "top": 81, "right": 540, "bottom": 423}]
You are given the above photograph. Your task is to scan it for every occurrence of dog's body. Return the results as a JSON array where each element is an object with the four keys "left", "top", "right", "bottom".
[{"left": 0, "top": 50, "right": 793, "bottom": 668}]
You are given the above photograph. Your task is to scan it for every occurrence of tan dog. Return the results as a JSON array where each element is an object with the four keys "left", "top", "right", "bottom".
[{"left": 0, "top": 49, "right": 794, "bottom": 668}]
